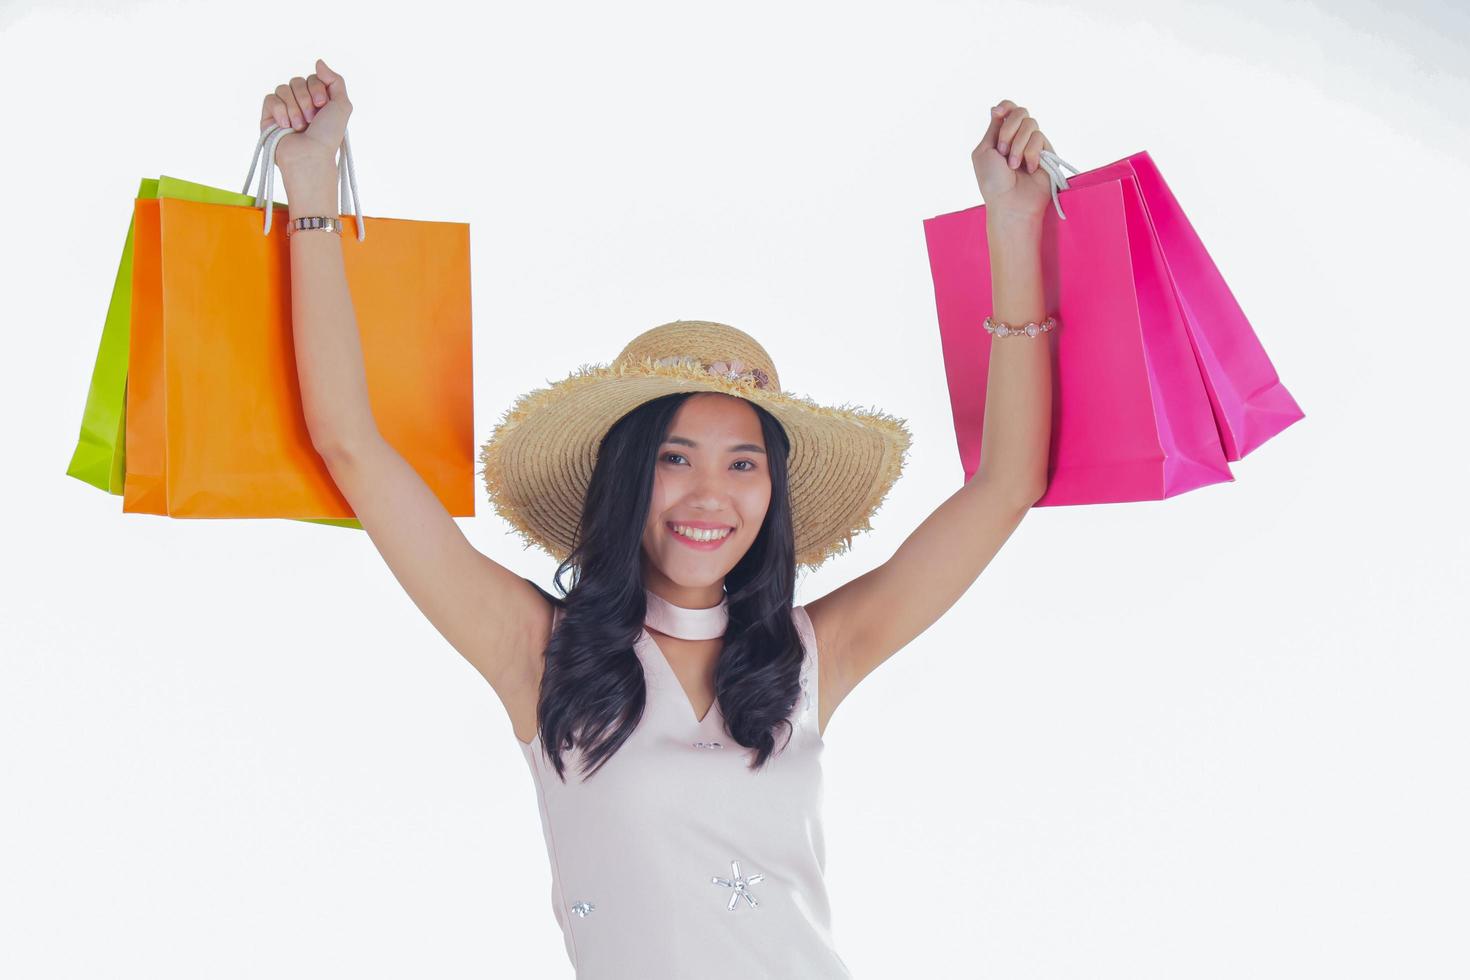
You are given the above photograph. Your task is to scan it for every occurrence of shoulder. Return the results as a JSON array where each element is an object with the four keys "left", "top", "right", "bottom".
[
  {"left": 792, "top": 602, "right": 837, "bottom": 738},
  {"left": 790, "top": 603, "right": 821, "bottom": 676},
  {"left": 793, "top": 599, "right": 837, "bottom": 664},
  {"left": 791, "top": 602, "right": 816, "bottom": 642}
]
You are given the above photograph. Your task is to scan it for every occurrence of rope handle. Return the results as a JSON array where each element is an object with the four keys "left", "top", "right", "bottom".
[
  {"left": 241, "top": 124, "right": 366, "bottom": 241},
  {"left": 1035, "top": 148, "right": 1082, "bottom": 221}
]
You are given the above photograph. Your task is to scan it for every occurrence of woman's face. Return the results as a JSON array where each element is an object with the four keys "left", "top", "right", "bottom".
[{"left": 641, "top": 393, "right": 772, "bottom": 599}]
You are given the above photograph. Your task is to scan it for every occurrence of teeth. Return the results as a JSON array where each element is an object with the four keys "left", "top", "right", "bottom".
[{"left": 673, "top": 525, "right": 731, "bottom": 542}]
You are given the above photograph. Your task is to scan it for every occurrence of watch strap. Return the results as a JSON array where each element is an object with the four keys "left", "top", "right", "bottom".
[{"left": 285, "top": 215, "right": 343, "bottom": 239}]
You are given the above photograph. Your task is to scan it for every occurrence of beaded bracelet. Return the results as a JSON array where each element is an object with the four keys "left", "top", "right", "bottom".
[{"left": 984, "top": 314, "right": 1058, "bottom": 338}]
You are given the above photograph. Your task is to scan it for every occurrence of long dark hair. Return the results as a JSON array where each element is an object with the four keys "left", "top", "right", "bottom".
[{"left": 525, "top": 392, "right": 803, "bottom": 783}]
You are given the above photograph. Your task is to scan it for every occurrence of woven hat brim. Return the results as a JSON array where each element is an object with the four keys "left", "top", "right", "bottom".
[{"left": 478, "top": 356, "right": 912, "bottom": 572}]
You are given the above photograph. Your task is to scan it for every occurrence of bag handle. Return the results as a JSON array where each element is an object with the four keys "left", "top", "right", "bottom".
[
  {"left": 1036, "top": 148, "right": 1081, "bottom": 221},
  {"left": 241, "top": 124, "right": 366, "bottom": 241}
]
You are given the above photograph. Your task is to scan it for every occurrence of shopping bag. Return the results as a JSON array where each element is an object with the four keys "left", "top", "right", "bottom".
[
  {"left": 121, "top": 176, "right": 361, "bottom": 528},
  {"left": 122, "top": 127, "right": 474, "bottom": 521},
  {"left": 65, "top": 176, "right": 263, "bottom": 496},
  {"left": 67, "top": 169, "right": 362, "bottom": 527},
  {"left": 923, "top": 151, "right": 1239, "bottom": 505},
  {"left": 1058, "top": 151, "right": 1305, "bottom": 460}
]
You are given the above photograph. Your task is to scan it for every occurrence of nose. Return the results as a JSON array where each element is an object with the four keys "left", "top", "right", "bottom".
[{"left": 686, "top": 468, "right": 733, "bottom": 508}]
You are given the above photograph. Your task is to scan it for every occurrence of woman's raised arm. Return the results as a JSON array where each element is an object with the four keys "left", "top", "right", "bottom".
[
  {"left": 804, "top": 99, "right": 1055, "bottom": 719},
  {"left": 262, "top": 61, "right": 552, "bottom": 711}
]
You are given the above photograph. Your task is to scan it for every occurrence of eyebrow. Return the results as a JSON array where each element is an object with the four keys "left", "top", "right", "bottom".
[{"left": 664, "top": 436, "right": 767, "bottom": 455}]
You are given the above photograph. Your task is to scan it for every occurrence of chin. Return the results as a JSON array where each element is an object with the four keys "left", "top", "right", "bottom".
[{"left": 646, "top": 548, "right": 734, "bottom": 585}]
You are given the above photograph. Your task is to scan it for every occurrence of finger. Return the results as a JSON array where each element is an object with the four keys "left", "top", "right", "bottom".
[
  {"left": 260, "top": 94, "right": 280, "bottom": 132},
  {"left": 289, "top": 76, "right": 314, "bottom": 123},
  {"left": 262, "top": 93, "right": 290, "bottom": 132},
  {"left": 1022, "top": 131, "right": 1045, "bottom": 173},
  {"left": 275, "top": 83, "right": 305, "bottom": 130},
  {"left": 305, "top": 74, "right": 328, "bottom": 111},
  {"left": 315, "top": 59, "right": 349, "bottom": 103},
  {"left": 978, "top": 99, "right": 1014, "bottom": 153},
  {"left": 997, "top": 106, "right": 1029, "bottom": 156},
  {"left": 1008, "top": 118, "right": 1037, "bottom": 168}
]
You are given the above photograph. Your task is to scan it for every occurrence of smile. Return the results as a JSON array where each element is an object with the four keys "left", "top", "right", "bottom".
[{"left": 667, "top": 523, "right": 734, "bottom": 549}]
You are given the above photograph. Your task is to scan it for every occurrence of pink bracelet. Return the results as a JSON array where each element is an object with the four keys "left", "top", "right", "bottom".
[{"left": 984, "top": 314, "right": 1057, "bottom": 338}]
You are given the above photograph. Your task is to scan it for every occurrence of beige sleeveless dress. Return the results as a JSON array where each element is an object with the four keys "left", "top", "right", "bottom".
[{"left": 515, "top": 592, "right": 852, "bottom": 978}]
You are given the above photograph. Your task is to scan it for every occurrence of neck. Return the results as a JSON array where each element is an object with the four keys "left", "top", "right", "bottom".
[
  {"left": 649, "top": 586, "right": 724, "bottom": 609},
  {"left": 641, "top": 566, "right": 725, "bottom": 610}
]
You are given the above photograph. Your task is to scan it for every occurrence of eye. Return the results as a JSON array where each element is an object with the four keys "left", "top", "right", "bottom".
[{"left": 661, "top": 452, "right": 758, "bottom": 472}]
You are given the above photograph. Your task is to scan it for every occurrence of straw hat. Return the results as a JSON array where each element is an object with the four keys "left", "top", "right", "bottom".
[{"left": 477, "top": 320, "right": 913, "bottom": 571}]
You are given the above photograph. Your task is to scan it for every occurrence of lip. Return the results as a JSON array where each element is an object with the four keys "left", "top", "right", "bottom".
[{"left": 667, "top": 522, "right": 735, "bottom": 550}]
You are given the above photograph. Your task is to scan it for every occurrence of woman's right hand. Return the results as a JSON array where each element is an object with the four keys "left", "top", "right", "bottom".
[{"left": 258, "top": 58, "right": 352, "bottom": 178}]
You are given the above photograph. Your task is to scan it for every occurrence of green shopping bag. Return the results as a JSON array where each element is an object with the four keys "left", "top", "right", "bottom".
[
  {"left": 65, "top": 176, "right": 158, "bottom": 496},
  {"left": 66, "top": 162, "right": 363, "bottom": 529}
]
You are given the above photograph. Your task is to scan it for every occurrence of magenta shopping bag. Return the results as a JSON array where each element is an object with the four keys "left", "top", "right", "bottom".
[
  {"left": 923, "top": 150, "right": 1302, "bottom": 505},
  {"left": 1069, "top": 151, "right": 1305, "bottom": 461}
]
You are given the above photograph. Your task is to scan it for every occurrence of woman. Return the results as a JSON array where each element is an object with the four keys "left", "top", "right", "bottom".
[{"left": 262, "top": 59, "right": 1055, "bottom": 978}]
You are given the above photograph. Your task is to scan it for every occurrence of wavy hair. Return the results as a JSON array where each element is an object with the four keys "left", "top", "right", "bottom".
[{"left": 524, "top": 392, "right": 803, "bottom": 783}]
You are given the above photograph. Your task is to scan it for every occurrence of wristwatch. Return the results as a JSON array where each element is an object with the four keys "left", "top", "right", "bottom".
[{"left": 286, "top": 215, "right": 343, "bottom": 239}]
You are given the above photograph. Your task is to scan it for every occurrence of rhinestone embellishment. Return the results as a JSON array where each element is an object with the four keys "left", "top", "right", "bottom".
[
  {"left": 693, "top": 740, "right": 724, "bottom": 749},
  {"left": 570, "top": 901, "right": 596, "bottom": 917},
  {"left": 711, "top": 859, "right": 766, "bottom": 910}
]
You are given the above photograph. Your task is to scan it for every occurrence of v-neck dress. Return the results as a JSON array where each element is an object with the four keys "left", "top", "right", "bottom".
[{"left": 515, "top": 602, "right": 851, "bottom": 979}]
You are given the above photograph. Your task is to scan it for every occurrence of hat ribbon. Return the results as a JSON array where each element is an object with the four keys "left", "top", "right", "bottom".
[{"left": 652, "top": 355, "right": 773, "bottom": 391}]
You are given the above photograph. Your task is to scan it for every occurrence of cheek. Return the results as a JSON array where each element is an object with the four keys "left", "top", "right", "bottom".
[
  {"left": 738, "top": 482, "right": 773, "bottom": 525},
  {"left": 645, "top": 473, "right": 676, "bottom": 530}
]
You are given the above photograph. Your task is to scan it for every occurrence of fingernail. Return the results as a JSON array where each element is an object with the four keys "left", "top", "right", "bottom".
[{"left": 998, "top": 140, "right": 1008, "bottom": 154}]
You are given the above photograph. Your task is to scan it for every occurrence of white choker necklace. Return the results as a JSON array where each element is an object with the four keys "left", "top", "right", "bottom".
[{"left": 644, "top": 588, "right": 728, "bottom": 640}]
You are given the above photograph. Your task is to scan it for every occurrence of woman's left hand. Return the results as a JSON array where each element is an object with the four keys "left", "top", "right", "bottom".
[{"left": 971, "top": 100, "right": 1054, "bottom": 221}]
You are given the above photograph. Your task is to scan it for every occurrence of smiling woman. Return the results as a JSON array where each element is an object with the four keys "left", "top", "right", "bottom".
[
  {"left": 448, "top": 317, "right": 924, "bottom": 976},
  {"left": 276, "top": 70, "right": 1051, "bottom": 958},
  {"left": 276, "top": 79, "right": 1043, "bottom": 966},
  {"left": 501, "top": 375, "right": 861, "bottom": 975}
]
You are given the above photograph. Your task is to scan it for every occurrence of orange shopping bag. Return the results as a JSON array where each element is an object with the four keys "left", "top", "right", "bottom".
[{"left": 123, "top": 127, "right": 474, "bottom": 520}]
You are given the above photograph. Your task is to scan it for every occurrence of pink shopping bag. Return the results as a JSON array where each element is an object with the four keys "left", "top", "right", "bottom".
[
  {"left": 1066, "top": 151, "right": 1305, "bottom": 460},
  {"left": 923, "top": 152, "right": 1242, "bottom": 505}
]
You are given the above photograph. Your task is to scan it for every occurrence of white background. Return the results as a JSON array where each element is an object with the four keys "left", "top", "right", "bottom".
[{"left": 3, "top": 0, "right": 1466, "bottom": 977}]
